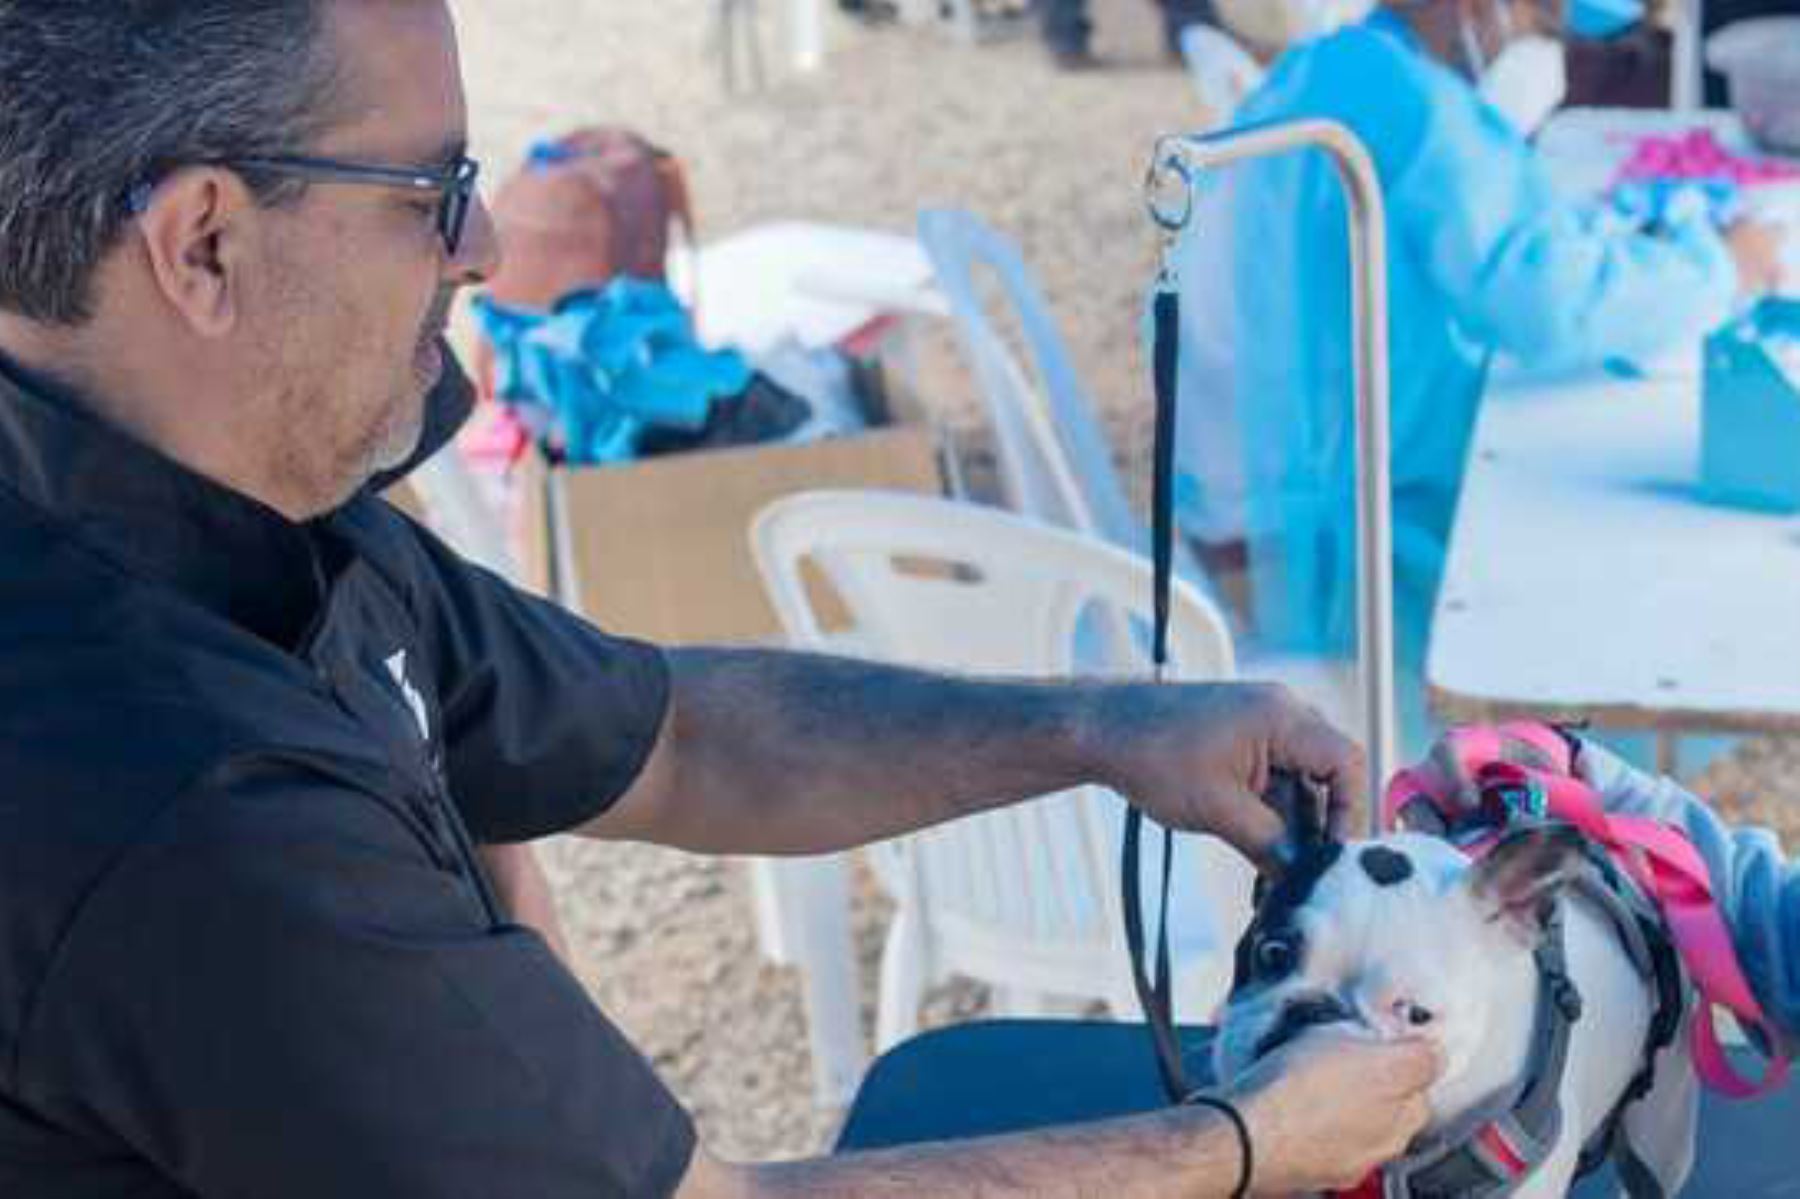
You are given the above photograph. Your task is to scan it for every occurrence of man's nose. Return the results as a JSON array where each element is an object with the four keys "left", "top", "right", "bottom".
[{"left": 448, "top": 193, "right": 502, "bottom": 287}]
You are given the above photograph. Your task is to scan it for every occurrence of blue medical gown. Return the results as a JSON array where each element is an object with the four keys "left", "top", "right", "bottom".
[{"left": 1172, "top": 13, "right": 1739, "bottom": 672}]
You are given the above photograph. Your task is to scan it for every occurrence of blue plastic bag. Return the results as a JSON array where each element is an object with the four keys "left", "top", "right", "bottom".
[{"left": 472, "top": 279, "right": 752, "bottom": 465}]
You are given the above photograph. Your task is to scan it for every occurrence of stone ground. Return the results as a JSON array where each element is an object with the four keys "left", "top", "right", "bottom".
[{"left": 447, "top": 0, "right": 1800, "bottom": 1162}]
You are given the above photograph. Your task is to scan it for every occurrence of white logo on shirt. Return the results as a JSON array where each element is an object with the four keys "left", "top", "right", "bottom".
[{"left": 384, "top": 649, "right": 431, "bottom": 743}]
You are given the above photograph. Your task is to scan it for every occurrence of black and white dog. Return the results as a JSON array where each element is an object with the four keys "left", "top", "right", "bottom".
[{"left": 1213, "top": 825, "right": 1696, "bottom": 1198}]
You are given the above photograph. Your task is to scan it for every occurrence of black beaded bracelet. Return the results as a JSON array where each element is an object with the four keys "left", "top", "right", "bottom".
[{"left": 1182, "top": 1092, "right": 1253, "bottom": 1199}]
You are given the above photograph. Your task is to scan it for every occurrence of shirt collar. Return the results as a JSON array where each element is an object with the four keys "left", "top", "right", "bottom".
[{"left": 0, "top": 351, "right": 327, "bottom": 645}]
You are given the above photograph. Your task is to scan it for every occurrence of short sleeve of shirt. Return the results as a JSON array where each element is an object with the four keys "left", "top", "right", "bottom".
[
  {"left": 388, "top": 510, "right": 672, "bottom": 844},
  {"left": 16, "top": 764, "right": 696, "bottom": 1198}
]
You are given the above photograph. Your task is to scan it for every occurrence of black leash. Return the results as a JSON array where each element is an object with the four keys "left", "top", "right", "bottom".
[
  {"left": 1127, "top": 265, "right": 1331, "bottom": 1110},
  {"left": 1121, "top": 281, "right": 1196, "bottom": 1104}
]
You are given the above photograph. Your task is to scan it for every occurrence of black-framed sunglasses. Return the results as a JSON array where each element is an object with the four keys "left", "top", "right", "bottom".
[{"left": 127, "top": 152, "right": 482, "bottom": 256}]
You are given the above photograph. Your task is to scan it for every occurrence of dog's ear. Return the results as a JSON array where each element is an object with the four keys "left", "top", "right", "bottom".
[
  {"left": 1265, "top": 769, "right": 1329, "bottom": 875},
  {"left": 1462, "top": 823, "right": 1587, "bottom": 948}
]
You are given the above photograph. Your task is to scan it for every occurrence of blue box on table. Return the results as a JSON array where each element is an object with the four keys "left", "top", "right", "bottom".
[{"left": 1702, "top": 297, "right": 1800, "bottom": 514}]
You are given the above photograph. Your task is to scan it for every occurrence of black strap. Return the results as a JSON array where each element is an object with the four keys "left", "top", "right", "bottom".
[
  {"left": 1151, "top": 281, "right": 1179, "bottom": 674},
  {"left": 1122, "top": 282, "right": 1193, "bottom": 1104},
  {"left": 1123, "top": 807, "right": 1188, "bottom": 1101},
  {"left": 1394, "top": 906, "right": 1583, "bottom": 1198},
  {"left": 1183, "top": 1093, "right": 1254, "bottom": 1198}
]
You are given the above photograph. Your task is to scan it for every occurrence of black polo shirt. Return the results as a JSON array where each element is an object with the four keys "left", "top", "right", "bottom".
[{"left": 0, "top": 354, "right": 696, "bottom": 1197}]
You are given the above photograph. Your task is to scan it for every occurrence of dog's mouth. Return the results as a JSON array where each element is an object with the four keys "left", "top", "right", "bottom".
[{"left": 1251, "top": 993, "right": 1358, "bottom": 1060}]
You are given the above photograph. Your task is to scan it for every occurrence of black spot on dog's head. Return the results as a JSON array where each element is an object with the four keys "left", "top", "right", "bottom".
[
  {"left": 1231, "top": 840, "right": 1343, "bottom": 995},
  {"left": 1359, "top": 845, "right": 1414, "bottom": 888}
]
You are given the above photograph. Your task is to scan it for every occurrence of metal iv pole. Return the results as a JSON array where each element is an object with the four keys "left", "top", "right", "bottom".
[{"left": 1143, "top": 119, "right": 1398, "bottom": 826}]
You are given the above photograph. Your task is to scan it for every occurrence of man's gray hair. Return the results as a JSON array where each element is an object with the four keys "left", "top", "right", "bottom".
[{"left": 0, "top": 1, "right": 343, "bottom": 325}]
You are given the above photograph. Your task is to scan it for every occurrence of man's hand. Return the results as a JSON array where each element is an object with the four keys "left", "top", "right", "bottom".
[
  {"left": 678, "top": 1025, "right": 1440, "bottom": 1199},
  {"left": 1231, "top": 1028, "right": 1440, "bottom": 1193},
  {"left": 1087, "top": 682, "right": 1367, "bottom": 869},
  {"left": 598, "top": 651, "right": 1367, "bottom": 862},
  {"left": 1727, "top": 219, "right": 1785, "bottom": 298}
]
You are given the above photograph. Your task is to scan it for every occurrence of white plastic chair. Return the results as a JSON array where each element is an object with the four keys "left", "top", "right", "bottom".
[
  {"left": 916, "top": 208, "right": 1214, "bottom": 603},
  {"left": 917, "top": 208, "right": 1360, "bottom": 731},
  {"left": 751, "top": 489, "right": 1254, "bottom": 1051},
  {"left": 714, "top": 0, "right": 769, "bottom": 92},
  {"left": 1179, "top": 24, "right": 1266, "bottom": 126}
]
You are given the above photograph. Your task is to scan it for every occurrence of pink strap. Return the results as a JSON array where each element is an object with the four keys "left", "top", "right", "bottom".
[{"left": 1383, "top": 723, "right": 1790, "bottom": 1099}]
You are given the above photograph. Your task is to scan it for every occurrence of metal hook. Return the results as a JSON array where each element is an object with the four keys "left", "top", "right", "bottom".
[{"left": 1143, "top": 136, "right": 1197, "bottom": 235}]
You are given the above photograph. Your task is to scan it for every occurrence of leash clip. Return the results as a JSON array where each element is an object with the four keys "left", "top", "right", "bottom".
[{"left": 1483, "top": 775, "right": 1548, "bottom": 824}]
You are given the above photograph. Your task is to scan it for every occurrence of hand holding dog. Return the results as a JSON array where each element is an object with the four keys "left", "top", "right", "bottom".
[{"left": 1231, "top": 1028, "right": 1441, "bottom": 1194}]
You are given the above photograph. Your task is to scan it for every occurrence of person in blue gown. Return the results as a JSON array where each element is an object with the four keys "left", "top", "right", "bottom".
[{"left": 1170, "top": 0, "right": 1784, "bottom": 708}]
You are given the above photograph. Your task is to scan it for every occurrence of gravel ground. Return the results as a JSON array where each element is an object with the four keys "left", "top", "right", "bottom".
[{"left": 449, "top": 0, "right": 1800, "bottom": 1163}]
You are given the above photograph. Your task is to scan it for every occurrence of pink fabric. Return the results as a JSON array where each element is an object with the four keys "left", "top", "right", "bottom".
[
  {"left": 461, "top": 403, "right": 532, "bottom": 467},
  {"left": 1613, "top": 129, "right": 1800, "bottom": 188},
  {"left": 1384, "top": 723, "right": 1790, "bottom": 1099}
]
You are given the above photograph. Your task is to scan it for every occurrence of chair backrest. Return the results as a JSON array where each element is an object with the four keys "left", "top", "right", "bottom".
[
  {"left": 1179, "top": 24, "right": 1265, "bottom": 126},
  {"left": 916, "top": 208, "right": 1212, "bottom": 599},
  {"left": 751, "top": 489, "right": 1248, "bottom": 1001}
]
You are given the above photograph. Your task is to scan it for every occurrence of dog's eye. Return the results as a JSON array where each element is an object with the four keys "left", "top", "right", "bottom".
[
  {"left": 1254, "top": 935, "right": 1301, "bottom": 979},
  {"left": 1400, "top": 1002, "right": 1434, "bottom": 1027}
]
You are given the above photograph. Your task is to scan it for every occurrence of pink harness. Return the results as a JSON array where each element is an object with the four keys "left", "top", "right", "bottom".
[{"left": 1384, "top": 722, "right": 1790, "bottom": 1100}]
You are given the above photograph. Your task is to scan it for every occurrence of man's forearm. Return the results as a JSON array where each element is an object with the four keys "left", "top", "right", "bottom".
[
  {"left": 683, "top": 1104, "right": 1246, "bottom": 1199},
  {"left": 597, "top": 648, "right": 1109, "bottom": 855}
]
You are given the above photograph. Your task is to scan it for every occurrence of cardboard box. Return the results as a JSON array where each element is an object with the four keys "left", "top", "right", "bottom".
[{"left": 519, "top": 419, "right": 946, "bottom": 645}]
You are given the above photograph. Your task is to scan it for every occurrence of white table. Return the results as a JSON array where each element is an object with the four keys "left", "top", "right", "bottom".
[
  {"left": 1429, "top": 370, "right": 1800, "bottom": 744},
  {"left": 1429, "top": 110, "right": 1800, "bottom": 761}
]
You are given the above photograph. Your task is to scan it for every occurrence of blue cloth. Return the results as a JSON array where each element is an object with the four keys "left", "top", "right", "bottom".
[
  {"left": 1171, "top": 11, "right": 1738, "bottom": 679},
  {"left": 472, "top": 280, "right": 752, "bottom": 465},
  {"left": 1570, "top": 0, "right": 1645, "bottom": 39}
]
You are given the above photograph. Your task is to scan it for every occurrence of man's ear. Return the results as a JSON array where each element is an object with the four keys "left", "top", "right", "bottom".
[
  {"left": 132, "top": 166, "right": 252, "bottom": 339},
  {"left": 1463, "top": 823, "right": 1587, "bottom": 948}
]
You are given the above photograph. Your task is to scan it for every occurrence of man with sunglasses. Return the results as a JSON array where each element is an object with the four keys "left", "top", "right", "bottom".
[{"left": 0, "top": 2, "right": 1441, "bottom": 1196}]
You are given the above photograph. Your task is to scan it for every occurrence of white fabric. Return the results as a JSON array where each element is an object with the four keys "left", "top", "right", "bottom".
[
  {"left": 1215, "top": 0, "right": 1375, "bottom": 49},
  {"left": 1179, "top": 24, "right": 1266, "bottom": 124}
]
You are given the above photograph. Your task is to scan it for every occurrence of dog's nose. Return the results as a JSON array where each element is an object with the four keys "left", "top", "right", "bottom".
[{"left": 1254, "top": 993, "right": 1357, "bottom": 1059}]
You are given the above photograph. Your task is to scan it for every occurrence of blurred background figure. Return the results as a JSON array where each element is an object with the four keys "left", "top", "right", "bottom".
[
  {"left": 836, "top": 0, "right": 901, "bottom": 22},
  {"left": 1169, "top": 0, "right": 1784, "bottom": 743},
  {"left": 1039, "top": 0, "right": 1219, "bottom": 67}
]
